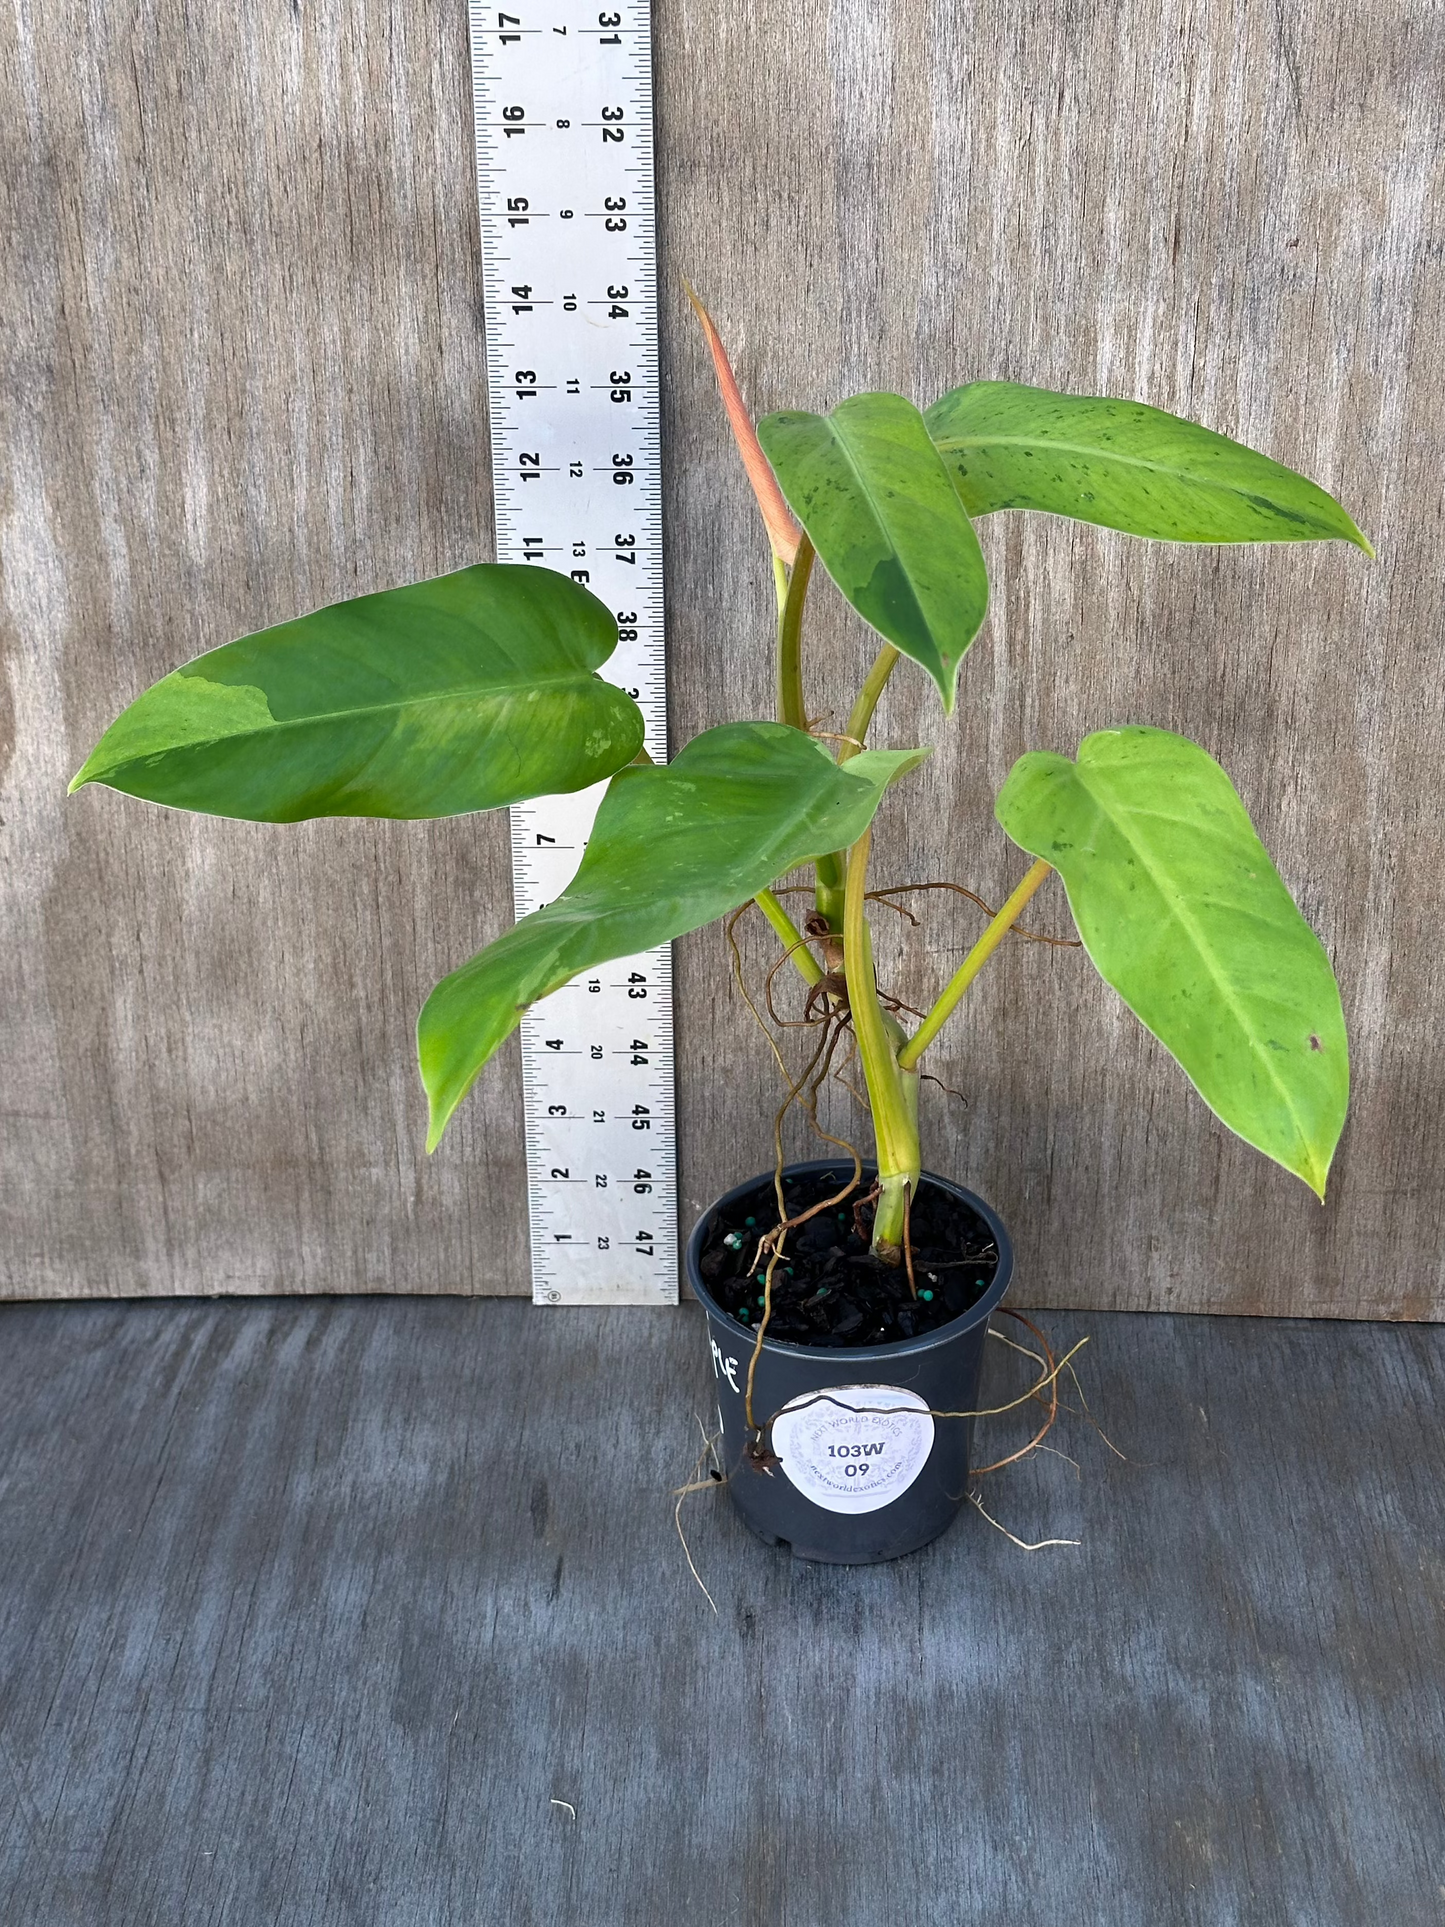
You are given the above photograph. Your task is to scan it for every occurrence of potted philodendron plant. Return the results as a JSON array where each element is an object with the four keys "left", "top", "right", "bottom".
[{"left": 72, "top": 300, "right": 1370, "bottom": 1564}]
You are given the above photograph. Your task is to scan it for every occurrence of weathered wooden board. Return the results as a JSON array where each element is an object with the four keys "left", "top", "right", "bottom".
[
  {"left": 2, "top": 0, "right": 1441, "bottom": 1310},
  {"left": 1, "top": 1295, "right": 1441, "bottom": 1922}
]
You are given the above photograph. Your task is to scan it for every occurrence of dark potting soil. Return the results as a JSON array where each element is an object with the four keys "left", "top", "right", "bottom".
[{"left": 695, "top": 1167, "right": 998, "bottom": 1348}]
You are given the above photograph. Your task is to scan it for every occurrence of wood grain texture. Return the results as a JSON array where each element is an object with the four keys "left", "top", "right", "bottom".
[
  {"left": 2, "top": 0, "right": 1442, "bottom": 1309},
  {"left": 1, "top": 1295, "right": 1441, "bottom": 1922},
  {"left": 1, "top": 0, "right": 527, "bottom": 1297}
]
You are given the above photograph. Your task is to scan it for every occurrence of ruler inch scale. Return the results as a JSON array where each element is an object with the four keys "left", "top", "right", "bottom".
[{"left": 468, "top": 0, "right": 678, "bottom": 1306}]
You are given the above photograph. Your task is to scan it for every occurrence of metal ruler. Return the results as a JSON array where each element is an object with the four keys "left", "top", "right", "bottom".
[{"left": 467, "top": 0, "right": 678, "bottom": 1305}]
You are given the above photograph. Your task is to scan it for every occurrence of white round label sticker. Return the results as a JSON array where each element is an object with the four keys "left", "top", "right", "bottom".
[{"left": 771, "top": 1384, "right": 935, "bottom": 1515}]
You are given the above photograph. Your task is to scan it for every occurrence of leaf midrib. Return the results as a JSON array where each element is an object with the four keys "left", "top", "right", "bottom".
[
  {"left": 930, "top": 427, "right": 1329, "bottom": 523},
  {"left": 105, "top": 668, "right": 613, "bottom": 765},
  {"left": 825, "top": 418, "right": 948, "bottom": 677}
]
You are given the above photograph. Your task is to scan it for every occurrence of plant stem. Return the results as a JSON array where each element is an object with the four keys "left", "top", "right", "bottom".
[
  {"left": 775, "top": 534, "right": 846, "bottom": 928},
  {"left": 813, "top": 646, "right": 901, "bottom": 923},
  {"left": 771, "top": 551, "right": 790, "bottom": 617},
  {"left": 896, "top": 858, "right": 1054, "bottom": 1072},
  {"left": 776, "top": 534, "right": 814, "bottom": 731},
  {"left": 880, "top": 1005, "right": 920, "bottom": 1280},
  {"left": 838, "top": 644, "right": 901, "bottom": 764},
  {"left": 843, "top": 828, "right": 921, "bottom": 1262},
  {"left": 754, "top": 888, "right": 824, "bottom": 988},
  {"left": 814, "top": 853, "right": 846, "bottom": 930}
]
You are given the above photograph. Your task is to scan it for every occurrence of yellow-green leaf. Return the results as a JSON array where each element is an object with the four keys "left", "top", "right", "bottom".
[{"left": 996, "top": 726, "right": 1348, "bottom": 1197}]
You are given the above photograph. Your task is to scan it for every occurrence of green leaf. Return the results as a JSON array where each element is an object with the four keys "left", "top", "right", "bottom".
[
  {"left": 995, "top": 727, "right": 1348, "bottom": 1197},
  {"left": 420, "top": 722, "right": 929, "bottom": 1148},
  {"left": 757, "top": 393, "right": 990, "bottom": 712},
  {"left": 925, "top": 381, "right": 1374, "bottom": 553},
  {"left": 69, "top": 564, "right": 645, "bottom": 821}
]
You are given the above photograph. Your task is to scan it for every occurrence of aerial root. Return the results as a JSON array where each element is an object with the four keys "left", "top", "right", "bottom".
[
  {"left": 672, "top": 1416, "right": 725, "bottom": 1613},
  {"left": 968, "top": 1491, "right": 1081, "bottom": 1551},
  {"left": 970, "top": 1311, "right": 1063, "bottom": 1474}
]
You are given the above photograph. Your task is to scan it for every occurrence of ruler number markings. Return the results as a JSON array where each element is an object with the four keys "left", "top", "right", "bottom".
[{"left": 469, "top": 1, "right": 677, "bottom": 1305}]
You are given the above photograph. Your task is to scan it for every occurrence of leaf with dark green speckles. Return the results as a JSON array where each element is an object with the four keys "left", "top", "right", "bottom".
[
  {"left": 926, "top": 381, "right": 1373, "bottom": 552},
  {"left": 758, "top": 394, "right": 989, "bottom": 712}
]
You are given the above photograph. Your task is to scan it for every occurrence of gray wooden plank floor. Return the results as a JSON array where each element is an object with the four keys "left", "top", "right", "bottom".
[{"left": 0, "top": 1297, "right": 1440, "bottom": 1926}]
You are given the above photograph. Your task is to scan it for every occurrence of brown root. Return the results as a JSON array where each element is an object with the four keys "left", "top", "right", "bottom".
[
  {"left": 801, "top": 971, "right": 849, "bottom": 1024},
  {"left": 722, "top": 895, "right": 1085, "bottom": 1447},
  {"left": 970, "top": 1311, "right": 1061, "bottom": 1474},
  {"left": 901, "top": 1181, "right": 918, "bottom": 1301},
  {"left": 920, "top": 1070, "right": 968, "bottom": 1105},
  {"left": 867, "top": 880, "right": 1082, "bottom": 946}
]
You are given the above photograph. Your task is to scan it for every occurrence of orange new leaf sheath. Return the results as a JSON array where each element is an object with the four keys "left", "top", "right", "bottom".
[{"left": 684, "top": 283, "right": 801, "bottom": 568}]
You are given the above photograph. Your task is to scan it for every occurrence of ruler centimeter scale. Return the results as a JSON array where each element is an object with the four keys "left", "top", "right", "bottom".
[{"left": 468, "top": 0, "right": 678, "bottom": 1305}]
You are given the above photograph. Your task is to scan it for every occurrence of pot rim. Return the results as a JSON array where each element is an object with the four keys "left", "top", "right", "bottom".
[{"left": 686, "top": 1157, "right": 1014, "bottom": 1364}]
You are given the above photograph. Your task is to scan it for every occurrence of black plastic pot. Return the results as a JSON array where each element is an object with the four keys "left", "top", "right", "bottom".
[{"left": 687, "top": 1159, "right": 1014, "bottom": 1564}]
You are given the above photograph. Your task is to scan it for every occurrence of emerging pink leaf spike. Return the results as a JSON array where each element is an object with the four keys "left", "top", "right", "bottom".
[{"left": 685, "top": 282, "right": 802, "bottom": 567}]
